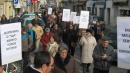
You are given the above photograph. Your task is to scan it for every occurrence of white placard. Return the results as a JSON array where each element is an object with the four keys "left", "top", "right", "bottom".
[
  {"left": 62, "top": 9, "right": 70, "bottom": 21},
  {"left": 73, "top": 16, "right": 80, "bottom": 24},
  {"left": 70, "top": 12, "right": 77, "bottom": 21},
  {"left": 117, "top": 17, "right": 130, "bottom": 69},
  {"left": 79, "top": 11, "right": 89, "bottom": 29},
  {"left": 48, "top": 8, "right": 52, "bottom": 15},
  {"left": 1, "top": 22, "right": 22, "bottom": 65}
]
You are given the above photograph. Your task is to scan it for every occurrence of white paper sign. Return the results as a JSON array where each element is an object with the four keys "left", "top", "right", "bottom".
[
  {"left": 73, "top": 16, "right": 80, "bottom": 24},
  {"left": 79, "top": 11, "right": 89, "bottom": 29},
  {"left": 48, "top": 8, "right": 52, "bottom": 15},
  {"left": 62, "top": 9, "right": 70, "bottom": 21},
  {"left": 117, "top": 17, "right": 130, "bottom": 69},
  {"left": 1, "top": 23, "right": 22, "bottom": 65},
  {"left": 70, "top": 12, "right": 77, "bottom": 21}
]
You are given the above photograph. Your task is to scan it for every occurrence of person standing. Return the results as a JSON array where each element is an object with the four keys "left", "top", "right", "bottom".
[
  {"left": 66, "top": 24, "right": 78, "bottom": 56},
  {"left": 41, "top": 28, "right": 53, "bottom": 51},
  {"left": 53, "top": 43, "right": 79, "bottom": 73},
  {"left": 46, "top": 36, "right": 59, "bottom": 57},
  {"left": 92, "top": 21, "right": 105, "bottom": 42},
  {"left": 22, "top": 27, "right": 33, "bottom": 70},
  {"left": 79, "top": 29, "right": 97, "bottom": 73},
  {"left": 51, "top": 24, "right": 62, "bottom": 44},
  {"left": 23, "top": 51, "right": 54, "bottom": 73},
  {"left": 1, "top": 14, "right": 7, "bottom": 24},
  {"left": 32, "top": 22, "right": 43, "bottom": 53},
  {"left": 13, "top": 14, "right": 20, "bottom": 23},
  {"left": 93, "top": 36, "right": 114, "bottom": 73},
  {"left": 8, "top": 16, "right": 14, "bottom": 23}
]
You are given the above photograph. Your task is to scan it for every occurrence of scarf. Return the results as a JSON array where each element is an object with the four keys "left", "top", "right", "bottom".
[
  {"left": 22, "top": 34, "right": 27, "bottom": 40},
  {"left": 48, "top": 42, "right": 56, "bottom": 51}
]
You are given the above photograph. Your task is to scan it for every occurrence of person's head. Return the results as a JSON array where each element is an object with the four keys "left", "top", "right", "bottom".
[
  {"left": 34, "top": 22, "right": 39, "bottom": 26},
  {"left": 69, "top": 24, "right": 74, "bottom": 30},
  {"left": 2, "top": 14, "right": 5, "bottom": 18},
  {"left": 58, "top": 43, "right": 68, "bottom": 59},
  {"left": 45, "top": 28, "right": 50, "bottom": 35},
  {"left": 50, "top": 36, "right": 56, "bottom": 44},
  {"left": 86, "top": 29, "right": 92, "bottom": 37},
  {"left": 96, "top": 21, "right": 100, "bottom": 26},
  {"left": 34, "top": 51, "right": 54, "bottom": 73},
  {"left": 22, "top": 27, "right": 28, "bottom": 34},
  {"left": 54, "top": 24, "right": 58, "bottom": 30},
  {"left": 35, "top": 14, "right": 39, "bottom": 19},
  {"left": 28, "top": 23, "right": 33, "bottom": 29},
  {"left": 102, "top": 36, "right": 110, "bottom": 48}
]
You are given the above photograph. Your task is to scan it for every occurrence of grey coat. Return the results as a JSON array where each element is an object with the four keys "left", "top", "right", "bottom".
[{"left": 92, "top": 44, "right": 114, "bottom": 70}]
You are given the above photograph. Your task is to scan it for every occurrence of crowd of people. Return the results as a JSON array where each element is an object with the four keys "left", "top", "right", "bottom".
[
  {"left": 0, "top": 14, "right": 20, "bottom": 24},
  {"left": 0, "top": 7, "right": 130, "bottom": 73}
]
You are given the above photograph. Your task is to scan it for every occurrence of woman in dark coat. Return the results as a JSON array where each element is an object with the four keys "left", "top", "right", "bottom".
[
  {"left": 54, "top": 43, "right": 79, "bottom": 73},
  {"left": 66, "top": 24, "right": 78, "bottom": 56}
]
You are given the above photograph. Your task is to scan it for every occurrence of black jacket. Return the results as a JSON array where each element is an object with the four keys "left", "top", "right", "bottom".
[
  {"left": 23, "top": 65, "right": 41, "bottom": 73},
  {"left": 1, "top": 17, "right": 7, "bottom": 24}
]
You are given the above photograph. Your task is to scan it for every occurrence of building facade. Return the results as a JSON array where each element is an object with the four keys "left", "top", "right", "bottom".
[{"left": 86, "top": 0, "right": 130, "bottom": 25}]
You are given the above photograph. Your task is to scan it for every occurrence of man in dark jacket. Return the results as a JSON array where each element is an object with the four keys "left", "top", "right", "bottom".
[
  {"left": 1, "top": 14, "right": 7, "bottom": 24},
  {"left": 31, "top": 14, "right": 41, "bottom": 26},
  {"left": 92, "top": 21, "right": 105, "bottom": 41},
  {"left": 93, "top": 36, "right": 114, "bottom": 73},
  {"left": 8, "top": 16, "right": 14, "bottom": 23},
  {"left": 13, "top": 14, "right": 20, "bottom": 23},
  {"left": 23, "top": 51, "right": 54, "bottom": 73}
]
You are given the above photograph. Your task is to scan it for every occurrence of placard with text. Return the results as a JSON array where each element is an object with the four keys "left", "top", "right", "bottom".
[
  {"left": 0, "top": 22, "right": 22, "bottom": 65},
  {"left": 117, "top": 17, "right": 130, "bottom": 69}
]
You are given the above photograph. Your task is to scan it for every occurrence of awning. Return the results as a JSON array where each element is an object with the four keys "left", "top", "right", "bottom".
[
  {"left": 118, "top": 7, "right": 130, "bottom": 10},
  {"left": 113, "top": 0, "right": 127, "bottom": 3}
]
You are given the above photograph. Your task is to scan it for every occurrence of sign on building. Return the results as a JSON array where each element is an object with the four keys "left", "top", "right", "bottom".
[
  {"left": 0, "top": 22, "right": 22, "bottom": 65},
  {"left": 13, "top": 0, "right": 18, "bottom": 4},
  {"left": 117, "top": 17, "right": 130, "bottom": 69}
]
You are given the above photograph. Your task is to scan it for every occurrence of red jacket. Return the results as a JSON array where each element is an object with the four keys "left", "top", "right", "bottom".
[{"left": 41, "top": 32, "right": 53, "bottom": 51}]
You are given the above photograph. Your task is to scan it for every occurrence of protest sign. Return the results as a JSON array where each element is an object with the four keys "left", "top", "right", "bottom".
[
  {"left": 70, "top": 12, "right": 77, "bottom": 21},
  {"left": 73, "top": 16, "right": 80, "bottom": 24},
  {"left": 117, "top": 17, "right": 130, "bottom": 69},
  {"left": 48, "top": 8, "right": 52, "bottom": 15},
  {"left": 62, "top": 9, "right": 70, "bottom": 21},
  {"left": 79, "top": 11, "right": 89, "bottom": 29},
  {"left": 0, "top": 22, "right": 22, "bottom": 65}
]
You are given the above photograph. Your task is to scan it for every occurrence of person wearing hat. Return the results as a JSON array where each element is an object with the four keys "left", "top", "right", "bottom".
[
  {"left": 79, "top": 29, "right": 97, "bottom": 73},
  {"left": 53, "top": 43, "right": 79, "bottom": 73},
  {"left": 41, "top": 28, "right": 53, "bottom": 51},
  {"left": 92, "top": 36, "right": 114, "bottom": 73}
]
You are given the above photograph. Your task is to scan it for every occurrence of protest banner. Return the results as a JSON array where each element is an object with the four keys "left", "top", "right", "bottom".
[
  {"left": 73, "top": 16, "right": 80, "bottom": 24},
  {"left": 0, "top": 22, "right": 22, "bottom": 65},
  {"left": 79, "top": 11, "right": 89, "bottom": 29},
  {"left": 70, "top": 12, "right": 77, "bottom": 21},
  {"left": 62, "top": 9, "right": 70, "bottom": 21},
  {"left": 48, "top": 8, "right": 52, "bottom": 15},
  {"left": 117, "top": 17, "right": 130, "bottom": 69}
]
